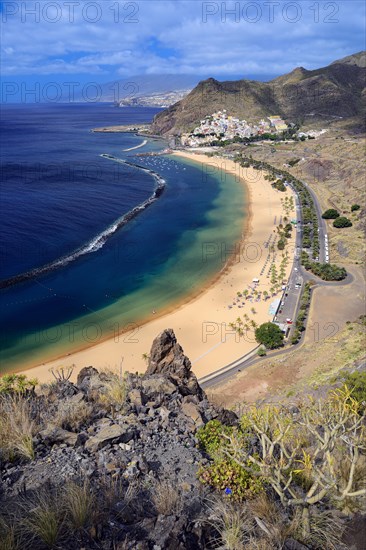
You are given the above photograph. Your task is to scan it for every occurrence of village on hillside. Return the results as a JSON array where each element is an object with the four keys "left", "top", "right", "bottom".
[{"left": 180, "top": 111, "right": 322, "bottom": 147}]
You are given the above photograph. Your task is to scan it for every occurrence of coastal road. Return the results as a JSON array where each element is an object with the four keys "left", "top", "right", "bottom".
[
  {"left": 297, "top": 177, "right": 328, "bottom": 263},
  {"left": 200, "top": 271, "right": 354, "bottom": 390},
  {"left": 200, "top": 167, "right": 349, "bottom": 390}
]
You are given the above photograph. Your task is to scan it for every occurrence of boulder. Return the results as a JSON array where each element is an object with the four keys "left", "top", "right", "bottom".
[
  {"left": 181, "top": 401, "right": 203, "bottom": 427},
  {"left": 39, "top": 426, "right": 78, "bottom": 446},
  {"left": 146, "top": 329, "right": 204, "bottom": 399},
  {"left": 85, "top": 424, "right": 124, "bottom": 452},
  {"left": 77, "top": 366, "right": 99, "bottom": 386},
  {"left": 151, "top": 514, "right": 177, "bottom": 548},
  {"left": 142, "top": 376, "right": 177, "bottom": 396},
  {"left": 216, "top": 408, "right": 239, "bottom": 427},
  {"left": 128, "top": 388, "right": 147, "bottom": 407}
]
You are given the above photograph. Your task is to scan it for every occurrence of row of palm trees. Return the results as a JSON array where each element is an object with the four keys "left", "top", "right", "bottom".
[{"left": 229, "top": 312, "right": 259, "bottom": 336}]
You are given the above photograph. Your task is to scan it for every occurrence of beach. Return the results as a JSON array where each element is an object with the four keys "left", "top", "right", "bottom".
[{"left": 20, "top": 151, "right": 296, "bottom": 384}]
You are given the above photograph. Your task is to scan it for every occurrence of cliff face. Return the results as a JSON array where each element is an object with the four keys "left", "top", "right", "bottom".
[
  {"left": 1, "top": 329, "right": 365, "bottom": 549},
  {"left": 151, "top": 52, "right": 366, "bottom": 135},
  {"left": 0, "top": 329, "right": 236, "bottom": 550}
]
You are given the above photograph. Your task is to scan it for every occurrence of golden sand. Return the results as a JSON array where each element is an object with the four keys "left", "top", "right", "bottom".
[{"left": 21, "top": 152, "right": 296, "bottom": 383}]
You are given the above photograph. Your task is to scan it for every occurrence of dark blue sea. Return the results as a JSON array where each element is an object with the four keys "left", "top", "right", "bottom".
[{"left": 0, "top": 103, "right": 245, "bottom": 371}]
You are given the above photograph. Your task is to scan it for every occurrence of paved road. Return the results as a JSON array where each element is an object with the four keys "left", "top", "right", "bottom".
[
  {"left": 201, "top": 167, "right": 352, "bottom": 390},
  {"left": 201, "top": 271, "right": 354, "bottom": 390}
]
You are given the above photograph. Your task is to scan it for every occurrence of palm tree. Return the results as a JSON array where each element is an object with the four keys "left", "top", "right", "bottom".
[{"left": 142, "top": 353, "right": 149, "bottom": 363}]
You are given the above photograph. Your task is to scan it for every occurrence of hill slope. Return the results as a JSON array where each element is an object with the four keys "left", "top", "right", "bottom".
[{"left": 151, "top": 52, "right": 366, "bottom": 135}]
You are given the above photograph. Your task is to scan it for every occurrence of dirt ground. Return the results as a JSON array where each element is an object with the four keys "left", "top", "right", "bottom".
[{"left": 208, "top": 265, "right": 366, "bottom": 408}]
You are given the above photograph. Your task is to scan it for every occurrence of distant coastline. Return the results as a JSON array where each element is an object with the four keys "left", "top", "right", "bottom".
[{"left": 92, "top": 124, "right": 151, "bottom": 133}]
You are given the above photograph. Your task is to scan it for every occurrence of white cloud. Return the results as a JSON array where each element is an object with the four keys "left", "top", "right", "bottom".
[{"left": 1, "top": 0, "right": 364, "bottom": 77}]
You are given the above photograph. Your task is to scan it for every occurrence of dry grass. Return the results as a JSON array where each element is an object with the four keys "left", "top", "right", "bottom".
[
  {"left": 97, "top": 373, "right": 127, "bottom": 412},
  {"left": 206, "top": 497, "right": 254, "bottom": 550},
  {"left": 205, "top": 493, "right": 346, "bottom": 550},
  {"left": 62, "top": 480, "right": 95, "bottom": 531},
  {"left": 0, "top": 517, "right": 23, "bottom": 550},
  {"left": 151, "top": 479, "right": 182, "bottom": 516},
  {"left": 287, "top": 508, "right": 346, "bottom": 550},
  {"left": 0, "top": 396, "right": 37, "bottom": 461},
  {"left": 53, "top": 399, "right": 93, "bottom": 431},
  {"left": 22, "top": 491, "right": 63, "bottom": 549}
]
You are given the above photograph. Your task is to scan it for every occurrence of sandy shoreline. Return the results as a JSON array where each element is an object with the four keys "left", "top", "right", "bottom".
[{"left": 20, "top": 152, "right": 296, "bottom": 384}]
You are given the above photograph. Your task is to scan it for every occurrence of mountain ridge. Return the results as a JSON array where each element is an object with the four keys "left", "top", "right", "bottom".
[{"left": 151, "top": 52, "right": 366, "bottom": 135}]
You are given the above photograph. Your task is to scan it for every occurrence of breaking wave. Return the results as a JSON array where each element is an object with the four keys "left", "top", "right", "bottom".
[{"left": 0, "top": 157, "right": 165, "bottom": 290}]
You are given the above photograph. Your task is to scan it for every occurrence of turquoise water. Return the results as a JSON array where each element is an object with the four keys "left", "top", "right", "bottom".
[{"left": 0, "top": 105, "right": 246, "bottom": 371}]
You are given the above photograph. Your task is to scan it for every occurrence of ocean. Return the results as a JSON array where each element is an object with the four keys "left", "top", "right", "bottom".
[{"left": 0, "top": 103, "right": 246, "bottom": 372}]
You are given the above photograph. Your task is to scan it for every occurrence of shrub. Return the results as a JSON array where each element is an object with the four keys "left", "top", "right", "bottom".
[
  {"left": 351, "top": 204, "right": 360, "bottom": 211},
  {"left": 197, "top": 419, "right": 233, "bottom": 456},
  {"left": 341, "top": 372, "right": 366, "bottom": 412},
  {"left": 98, "top": 373, "right": 127, "bottom": 409},
  {"left": 23, "top": 491, "right": 62, "bottom": 548},
  {"left": 0, "top": 374, "right": 38, "bottom": 395},
  {"left": 199, "top": 458, "right": 263, "bottom": 500},
  {"left": 255, "top": 322, "right": 284, "bottom": 349},
  {"left": 322, "top": 209, "right": 339, "bottom": 219},
  {"left": 333, "top": 216, "right": 352, "bottom": 228},
  {"left": 205, "top": 497, "right": 253, "bottom": 549},
  {"left": 257, "top": 347, "right": 267, "bottom": 357},
  {"left": 291, "top": 330, "right": 301, "bottom": 344},
  {"left": 300, "top": 253, "right": 347, "bottom": 281}
]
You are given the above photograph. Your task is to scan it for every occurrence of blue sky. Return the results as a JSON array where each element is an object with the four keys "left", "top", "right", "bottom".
[{"left": 1, "top": 0, "right": 365, "bottom": 97}]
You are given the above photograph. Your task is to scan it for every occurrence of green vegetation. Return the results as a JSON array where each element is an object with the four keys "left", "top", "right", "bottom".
[
  {"left": 288, "top": 158, "right": 300, "bottom": 167},
  {"left": 276, "top": 222, "right": 293, "bottom": 250},
  {"left": 225, "top": 386, "right": 366, "bottom": 541},
  {"left": 301, "top": 252, "right": 347, "bottom": 281},
  {"left": 351, "top": 204, "right": 360, "bottom": 212},
  {"left": 0, "top": 374, "right": 38, "bottom": 395},
  {"left": 341, "top": 371, "right": 366, "bottom": 412},
  {"left": 333, "top": 216, "right": 353, "bottom": 228},
  {"left": 322, "top": 209, "right": 340, "bottom": 219},
  {"left": 238, "top": 156, "right": 321, "bottom": 259},
  {"left": 272, "top": 179, "right": 286, "bottom": 192},
  {"left": 255, "top": 322, "right": 284, "bottom": 349},
  {"left": 197, "top": 420, "right": 263, "bottom": 499},
  {"left": 291, "top": 282, "right": 312, "bottom": 344},
  {"left": 197, "top": 419, "right": 232, "bottom": 456}
]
